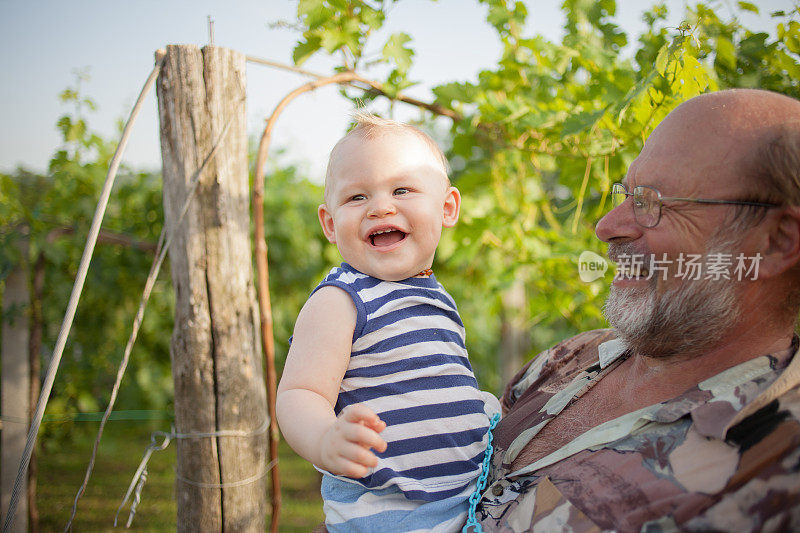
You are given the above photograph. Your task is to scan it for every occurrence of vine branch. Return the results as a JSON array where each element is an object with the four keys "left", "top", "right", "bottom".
[{"left": 246, "top": 55, "right": 461, "bottom": 121}]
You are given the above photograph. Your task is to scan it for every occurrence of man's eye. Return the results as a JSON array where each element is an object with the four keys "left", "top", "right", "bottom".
[{"left": 394, "top": 187, "right": 409, "bottom": 195}]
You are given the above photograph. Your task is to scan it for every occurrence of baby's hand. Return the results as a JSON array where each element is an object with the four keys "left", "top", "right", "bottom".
[{"left": 319, "top": 404, "right": 387, "bottom": 478}]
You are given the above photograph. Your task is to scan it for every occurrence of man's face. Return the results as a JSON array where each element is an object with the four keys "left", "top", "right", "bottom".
[
  {"left": 602, "top": 235, "right": 744, "bottom": 358},
  {"left": 595, "top": 110, "right": 753, "bottom": 356}
]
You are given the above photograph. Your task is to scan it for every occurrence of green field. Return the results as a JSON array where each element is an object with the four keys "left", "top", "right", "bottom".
[{"left": 35, "top": 422, "right": 323, "bottom": 532}]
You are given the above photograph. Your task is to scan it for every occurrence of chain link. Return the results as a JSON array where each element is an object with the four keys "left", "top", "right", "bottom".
[{"left": 462, "top": 412, "right": 500, "bottom": 533}]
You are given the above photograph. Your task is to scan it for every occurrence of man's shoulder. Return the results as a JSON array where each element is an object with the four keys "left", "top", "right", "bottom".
[
  {"left": 527, "top": 328, "right": 616, "bottom": 372},
  {"left": 503, "top": 329, "right": 616, "bottom": 410},
  {"left": 548, "top": 328, "right": 617, "bottom": 360}
]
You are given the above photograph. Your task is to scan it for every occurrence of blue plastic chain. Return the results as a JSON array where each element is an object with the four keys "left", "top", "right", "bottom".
[{"left": 462, "top": 412, "right": 501, "bottom": 533}]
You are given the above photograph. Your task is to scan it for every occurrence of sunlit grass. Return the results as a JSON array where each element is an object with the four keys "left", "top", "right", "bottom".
[{"left": 35, "top": 421, "right": 322, "bottom": 532}]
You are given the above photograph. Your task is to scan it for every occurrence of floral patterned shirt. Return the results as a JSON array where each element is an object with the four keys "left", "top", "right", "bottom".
[{"left": 477, "top": 329, "right": 800, "bottom": 532}]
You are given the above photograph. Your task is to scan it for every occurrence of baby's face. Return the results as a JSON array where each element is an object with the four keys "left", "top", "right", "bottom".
[{"left": 318, "top": 131, "right": 460, "bottom": 281}]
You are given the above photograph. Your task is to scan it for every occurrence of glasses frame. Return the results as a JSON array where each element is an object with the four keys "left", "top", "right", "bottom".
[{"left": 610, "top": 183, "right": 780, "bottom": 228}]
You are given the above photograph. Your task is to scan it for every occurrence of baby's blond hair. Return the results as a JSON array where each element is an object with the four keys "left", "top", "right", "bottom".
[{"left": 324, "top": 113, "right": 450, "bottom": 201}]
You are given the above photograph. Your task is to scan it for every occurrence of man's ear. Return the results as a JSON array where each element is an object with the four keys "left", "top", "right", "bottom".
[
  {"left": 757, "top": 206, "right": 800, "bottom": 278},
  {"left": 442, "top": 186, "right": 461, "bottom": 228},
  {"left": 318, "top": 204, "right": 337, "bottom": 243}
]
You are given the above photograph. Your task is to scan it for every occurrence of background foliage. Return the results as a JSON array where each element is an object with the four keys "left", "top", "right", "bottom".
[
  {"left": 288, "top": 0, "right": 800, "bottom": 389},
  {"left": 1, "top": 83, "right": 173, "bottom": 443},
  {"left": 3, "top": 0, "right": 800, "bottom": 429},
  {"left": 1, "top": 3, "right": 799, "bottom": 525}
]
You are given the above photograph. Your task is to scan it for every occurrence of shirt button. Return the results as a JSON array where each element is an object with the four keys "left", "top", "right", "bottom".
[{"left": 491, "top": 484, "right": 504, "bottom": 496}]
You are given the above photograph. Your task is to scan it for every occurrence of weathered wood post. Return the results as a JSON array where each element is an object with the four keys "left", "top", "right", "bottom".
[
  {"left": 1, "top": 236, "right": 30, "bottom": 533},
  {"left": 27, "top": 251, "right": 44, "bottom": 533},
  {"left": 157, "top": 44, "right": 268, "bottom": 531},
  {"left": 499, "top": 280, "right": 529, "bottom": 387}
]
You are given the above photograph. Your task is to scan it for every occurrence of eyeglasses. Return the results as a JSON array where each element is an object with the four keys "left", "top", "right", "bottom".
[{"left": 610, "top": 183, "right": 779, "bottom": 228}]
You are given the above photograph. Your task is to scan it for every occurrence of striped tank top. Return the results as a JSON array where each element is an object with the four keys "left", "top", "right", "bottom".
[{"left": 314, "top": 264, "right": 499, "bottom": 532}]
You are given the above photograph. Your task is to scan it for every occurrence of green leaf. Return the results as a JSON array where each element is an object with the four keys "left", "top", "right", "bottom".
[
  {"left": 739, "top": 32, "right": 769, "bottom": 56},
  {"left": 320, "top": 28, "right": 347, "bottom": 53},
  {"left": 360, "top": 7, "right": 384, "bottom": 30},
  {"left": 561, "top": 108, "right": 608, "bottom": 136},
  {"left": 341, "top": 16, "right": 362, "bottom": 53},
  {"left": 715, "top": 36, "right": 736, "bottom": 70},
  {"left": 783, "top": 21, "right": 800, "bottom": 54},
  {"left": 59, "top": 89, "right": 78, "bottom": 102},
  {"left": 433, "top": 82, "right": 473, "bottom": 104},
  {"left": 56, "top": 116, "right": 72, "bottom": 138},
  {"left": 297, "top": 0, "right": 324, "bottom": 17},
  {"left": 380, "top": 68, "right": 416, "bottom": 98},
  {"left": 737, "top": 1, "right": 759, "bottom": 14},
  {"left": 382, "top": 32, "right": 414, "bottom": 73},
  {"left": 487, "top": 5, "right": 512, "bottom": 32},
  {"left": 298, "top": 0, "right": 332, "bottom": 28},
  {"left": 292, "top": 35, "right": 322, "bottom": 65},
  {"left": 654, "top": 42, "right": 670, "bottom": 76},
  {"left": 587, "top": 130, "right": 616, "bottom": 156}
]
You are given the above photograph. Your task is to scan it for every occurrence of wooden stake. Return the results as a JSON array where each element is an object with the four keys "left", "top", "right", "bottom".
[
  {"left": 157, "top": 44, "right": 267, "bottom": 532},
  {"left": 1, "top": 236, "right": 30, "bottom": 533},
  {"left": 253, "top": 71, "right": 360, "bottom": 533}
]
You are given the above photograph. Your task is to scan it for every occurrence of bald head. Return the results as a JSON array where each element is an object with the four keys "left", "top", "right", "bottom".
[
  {"left": 672, "top": 89, "right": 800, "bottom": 127},
  {"left": 653, "top": 89, "right": 800, "bottom": 204}
]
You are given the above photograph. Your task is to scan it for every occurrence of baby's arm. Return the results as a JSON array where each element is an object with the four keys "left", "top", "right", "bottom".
[{"left": 277, "top": 286, "right": 387, "bottom": 478}]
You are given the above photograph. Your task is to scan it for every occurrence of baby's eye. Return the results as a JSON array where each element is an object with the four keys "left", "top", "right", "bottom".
[
  {"left": 394, "top": 187, "right": 410, "bottom": 195},
  {"left": 350, "top": 194, "right": 366, "bottom": 201}
]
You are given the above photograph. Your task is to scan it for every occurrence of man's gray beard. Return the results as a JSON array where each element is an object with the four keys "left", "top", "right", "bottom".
[{"left": 603, "top": 238, "right": 744, "bottom": 358}]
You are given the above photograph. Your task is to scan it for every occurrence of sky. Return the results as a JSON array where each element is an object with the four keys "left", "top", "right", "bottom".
[{"left": 0, "top": 0, "right": 792, "bottom": 181}]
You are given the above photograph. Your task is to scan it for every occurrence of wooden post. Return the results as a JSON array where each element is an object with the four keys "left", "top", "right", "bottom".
[
  {"left": 157, "top": 44, "right": 267, "bottom": 531},
  {"left": 1, "top": 236, "right": 30, "bottom": 533},
  {"left": 28, "top": 252, "right": 44, "bottom": 533},
  {"left": 499, "top": 279, "right": 529, "bottom": 387}
]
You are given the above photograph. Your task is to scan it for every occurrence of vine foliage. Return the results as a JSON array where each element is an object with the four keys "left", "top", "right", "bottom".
[{"left": 286, "top": 0, "right": 800, "bottom": 389}]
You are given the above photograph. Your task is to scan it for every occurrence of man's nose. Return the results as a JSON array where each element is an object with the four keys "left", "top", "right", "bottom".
[
  {"left": 595, "top": 197, "right": 644, "bottom": 243},
  {"left": 367, "top": 196, "right": 397, "bottom": 218}
]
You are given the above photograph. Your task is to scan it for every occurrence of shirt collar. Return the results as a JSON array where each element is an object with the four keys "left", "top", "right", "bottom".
[{"left": 598, "top": 338, "right": 628, "bottom": 369}]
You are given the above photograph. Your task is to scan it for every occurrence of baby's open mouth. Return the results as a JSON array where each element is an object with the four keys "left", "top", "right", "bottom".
[{"left": 370, "top": 229, "right": 407, "bottom": 247}]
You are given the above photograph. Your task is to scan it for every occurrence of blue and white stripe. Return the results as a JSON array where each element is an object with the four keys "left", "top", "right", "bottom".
[{"left": 313, "top": 263, "right": 499, "bottom": 532}]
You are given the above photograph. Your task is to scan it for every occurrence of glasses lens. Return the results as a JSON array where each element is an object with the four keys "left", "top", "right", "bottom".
[
  {"left": 611, "top": 183, "right": 627, "bottom": 208},
  {"left": 633, "top": 186, "right": 660, "bottom": 227}
]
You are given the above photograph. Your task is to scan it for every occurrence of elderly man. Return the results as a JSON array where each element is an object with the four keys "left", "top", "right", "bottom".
[{"left": 476, "top": 89, "right": 800, "bottom": 532}]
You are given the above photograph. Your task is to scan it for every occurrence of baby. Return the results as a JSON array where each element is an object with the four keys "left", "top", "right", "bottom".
[{"left": 277, "top": 114, "right": 499, "bottom": 532}]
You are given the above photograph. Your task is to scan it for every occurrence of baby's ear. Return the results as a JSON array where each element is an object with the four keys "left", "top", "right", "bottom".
[
  {"left": 318, "top": 204, "right": 337, "bottom": 243},
  {"left": 442, "top": 187, "right": 461, "bottom": 228}
]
